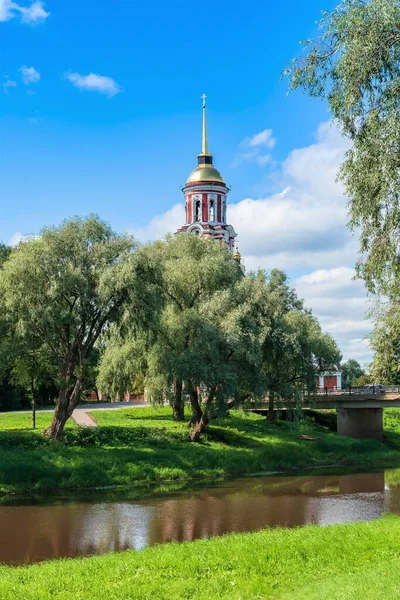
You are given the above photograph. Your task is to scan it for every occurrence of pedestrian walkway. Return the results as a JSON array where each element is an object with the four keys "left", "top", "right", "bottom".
[
  {"left": 71, "top": 401, "right": 148, "bottom": 427},
  {"left": 72, "top": 408, "right": 97, "bottom": 428},
  {"left": 2, "top": 401, "right": 149, "bottom": 428}
]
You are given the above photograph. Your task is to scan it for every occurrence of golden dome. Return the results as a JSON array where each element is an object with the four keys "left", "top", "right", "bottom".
[
  {"left": 233, "top": 243, "right": 241, "bottom": 261},
  {"left": 187, "top": 163, "right": 225, "bottom": 184}
]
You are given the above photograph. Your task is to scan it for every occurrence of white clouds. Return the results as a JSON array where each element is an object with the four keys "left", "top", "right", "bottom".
[
  {"left": 0, "top": 0, "right": 13, "bottom": 21},
  {"left": 18, "top": 0, "right": 48, "bottom": 23},
  {"left": 64, "top": 72, "right": 122, "bottom": 97},
  {"left": 8, "top": 231, "right": 25, "bottom": 246},
  {"left": 131, "top": 204, "right": 185, "bottom": 243},
  {"left": 256, "top": 154, "right": 271, "bottom": 167},
  {"left": 2, "top": 77, "right": 17, "bottom": 93},
  {"left": 229, "top": 121, "right": 369, "bottom": 361},
  {"left": 232, "top": 128, "right": 276, "bottom": 167},
  {"left": 0, "top": 0, "right": 49, "bottom": 24},
  {"left": 283, "top": 121, "right": 349, "bottom": 199},
  {"left": 228, "top": 189, "right": 347, "bottom": 258},
  {"left": 344, "top": 338, "right": 372, "bottom": 366},
  {"left": 229, "top": 120, "right": 352, "bottom": 268},
  {"left": 295, "top": 267, "right": 359, "bottom": 298},
  {"left": 247, "top": 128, "right": 276, "bottom": 149},
  {"left": 293, "top": 267, "right": 372, "bottom": 363},
  {"left": 2, "top": 65, "right": 40, "bottom": 94},
  {"left": 19, "top": 65, "right": 40, "bottom": 84}
]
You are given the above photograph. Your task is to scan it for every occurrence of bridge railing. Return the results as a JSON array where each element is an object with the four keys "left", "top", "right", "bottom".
[{"left": 317, "top": 385, "right": 400, "bottom": 396}]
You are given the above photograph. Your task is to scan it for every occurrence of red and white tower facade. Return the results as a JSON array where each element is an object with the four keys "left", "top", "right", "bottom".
[{"left": 177, "top": 95, "right": 237, "bottom": 252}]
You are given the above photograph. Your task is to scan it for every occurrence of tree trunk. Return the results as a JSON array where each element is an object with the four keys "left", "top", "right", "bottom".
[
  {"left": 172, "top": 379, "right": 184, "bottom": 421},
  {"left": 189, "top": 385, "right": 216, "bottom": 442},
  {"left": 189, "top": 412, "right": 209, "bottom": 442},
  {"left": 31, "top": 377, "right": 36, "bottom": 430},
  {"left": 188, "top": 384, "right": 202, "bottom": 425},
  {"left": 44, "top": 378, "right": 83, "bottom": 440},
  {"left": 267, "top": 391, "right": 275, "bottom": 422},
  {"left": 44, "top": 400, "right": 70, "bottom": 440}
]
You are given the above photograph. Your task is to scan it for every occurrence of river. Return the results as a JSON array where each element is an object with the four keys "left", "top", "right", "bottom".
[{"left": 1, "top": 467, "right": 400, "bottom": 565}]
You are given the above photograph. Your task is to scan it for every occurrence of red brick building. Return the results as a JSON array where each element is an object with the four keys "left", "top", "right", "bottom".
[{"left": 318, "top": 367, "right": 342, "bottom": 391}]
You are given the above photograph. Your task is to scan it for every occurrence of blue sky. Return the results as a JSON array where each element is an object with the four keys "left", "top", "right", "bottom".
[{"left": 0, "top": 0, "right": 372, "bottom": 364}]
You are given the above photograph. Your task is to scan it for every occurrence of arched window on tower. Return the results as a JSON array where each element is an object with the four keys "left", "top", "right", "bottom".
[
  {"left": 195, "top": 199, "right": 201, "bottom": 222},
  {"left": 209, "top": 199, "right": 215, "bottom": 221}
]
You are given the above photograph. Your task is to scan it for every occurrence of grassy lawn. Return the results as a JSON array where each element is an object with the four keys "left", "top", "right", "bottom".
[
  {"left": 0, "top": 411, "right": 75, "bottom": 431},
  {"left": 1, "top": 515, "right": 400, "bottom": 599},
  {"left": 0, "top": 406, "right": 400, "bottom": 497}
]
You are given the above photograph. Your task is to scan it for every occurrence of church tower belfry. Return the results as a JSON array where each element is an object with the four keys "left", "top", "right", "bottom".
[{"left": 177, "top": 95, "right": 237, "bottom": 252}]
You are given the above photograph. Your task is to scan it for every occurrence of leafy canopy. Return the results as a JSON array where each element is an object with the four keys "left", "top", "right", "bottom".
[
  {"left": 0, "top": 215, "right": 136, "bottom": 367},
  {"left": 341, "top": 358, "right": 366, "bottom": 387},
  {"left": 99, "top": 233, "right": 243, "bottom": 405},
  {"left": 0, "top": 215, "right": 144, "bottom": 437},
  {"left": 370, "top": 302, "right": 400, "bottom": 384},
  {"left": 286, "top": 0, "right": 400, "bottom": 294}
]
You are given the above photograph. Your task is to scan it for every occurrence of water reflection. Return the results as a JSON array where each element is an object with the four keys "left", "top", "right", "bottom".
[{"left": 0, "top": 469, "right": 396, "bottom": 565}]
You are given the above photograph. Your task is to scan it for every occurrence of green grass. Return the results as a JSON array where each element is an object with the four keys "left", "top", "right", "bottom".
[
  {"left": 1, "top": 515, "right": 400, "bottom": 599},
  {"left": 0, "top": 411, "right": 75, "bottom": 431},
  {"left": 1, "top": 405, "right": 400, "bottom": 497}
]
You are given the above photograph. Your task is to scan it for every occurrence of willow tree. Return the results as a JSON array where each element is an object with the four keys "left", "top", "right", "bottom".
[
  {"left": 139, "top": 233, "right": 242, "bottom": 421},
  {"left": 285, "top": 0, "right": 400, "bottom": 294},
  {"left": 257, "top": 270, "right": 341, "bottom": 418},
  {"left": 0, "top": 215, "right": 147, "bottom": 439},
  {"left": 370, "top": 302, "right": 400, "bottom": 384},
  {"left": 186, "top": 274, "right": 270, "bottom": 440},
  {"left": 97, "top": 234, "right": 242, "bottom": 422}
]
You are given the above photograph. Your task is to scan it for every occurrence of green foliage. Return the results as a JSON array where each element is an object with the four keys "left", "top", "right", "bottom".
[
  {"left": 351, "top": 374, "right": 373, "bottom": 387},
  {"left": 258, "top": 269, "right": 341, "bottom": 401},
  {"left": 0, "top": 244, "right": 11, "bottom": 266},
  {"left": 2, "top": 515, "right": 400, "bottom": 599},
  {"left": 341, "top": 358, "right": 366, "bottom": 387},
  {"left": 285, "top": 0, "right": 400, "bottom": 294},
  {"left": 98, "top": 233, "right": 245, "bottom": 419},
  {"left": 0, "top": 215, "right": 142, "bottom": 436},
  {"left": 370, "top": 301, "right": 400, "bottom": 384},
  {"left": 0, "top": 378, "right": 29, "bottom": 412},
  {"left": 98, "top": 238, "right": 341, "bottom": 433}
]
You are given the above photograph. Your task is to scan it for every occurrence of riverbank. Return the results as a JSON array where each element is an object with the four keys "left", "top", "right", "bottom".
[
  {"left": 1, "top": 406, "right": 400, "bottom": 497},
  {"left": 1, "top": 515, "right": 400, "bottom": 599}
]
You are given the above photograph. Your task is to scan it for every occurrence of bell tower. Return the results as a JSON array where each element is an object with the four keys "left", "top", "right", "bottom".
[{"left": 177, "top": 95, "right": 237, "bottom": 252}]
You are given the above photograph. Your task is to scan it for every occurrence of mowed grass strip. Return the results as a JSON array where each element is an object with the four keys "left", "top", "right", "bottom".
[
  {"left": 1, "top": 515, "right": 400, "bottom": 599},
  {"left": 0, "top": 411, "right": 75, "bottom": 431},
  {"left": 0, "top": 406, "right": 400, "bottom": 496}
]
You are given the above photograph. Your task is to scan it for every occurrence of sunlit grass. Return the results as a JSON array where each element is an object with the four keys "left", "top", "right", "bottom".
[
  {"left": 1, "top": 515, "right": 400, "bottom": 599},
  {"left": 0, "top": 411, "right": 75, "bottom": 431},
  {"left": 0, "top": 405, "right": 399, "bottom": 497}
]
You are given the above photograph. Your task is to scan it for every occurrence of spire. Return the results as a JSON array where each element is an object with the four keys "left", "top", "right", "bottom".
[
  {"left": 201, "top": 93, "right": 209, "bottom": 155},
  {"left": 197, "top": 94, "right": 213, "bottom": 164}
]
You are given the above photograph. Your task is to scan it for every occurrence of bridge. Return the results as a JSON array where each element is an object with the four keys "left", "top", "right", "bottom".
[{"left": 247, "top": 389, "right": 400, "bottom": 440}]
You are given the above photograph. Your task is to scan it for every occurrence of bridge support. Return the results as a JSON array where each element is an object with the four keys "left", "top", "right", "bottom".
[{"left": 337, "top": 408, "right": 383, "bottom": 440}]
